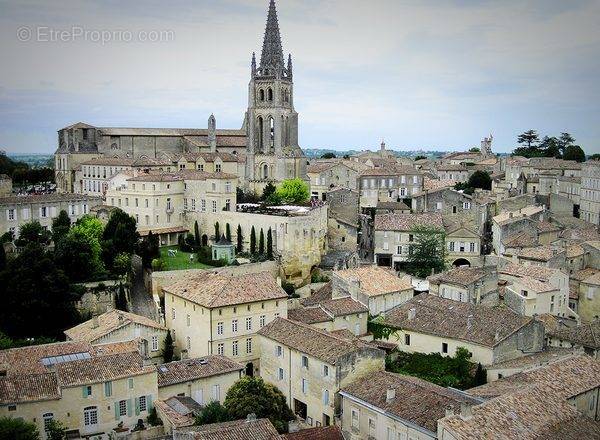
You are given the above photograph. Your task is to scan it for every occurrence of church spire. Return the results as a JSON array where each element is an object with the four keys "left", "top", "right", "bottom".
[{"left": 260, "top": 0, "right": 284, "bottom": 73}]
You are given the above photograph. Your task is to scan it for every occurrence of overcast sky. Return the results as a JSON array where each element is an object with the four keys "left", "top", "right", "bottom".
[{"left": 1, "top": 0, "right": 599, "bottom": 154}]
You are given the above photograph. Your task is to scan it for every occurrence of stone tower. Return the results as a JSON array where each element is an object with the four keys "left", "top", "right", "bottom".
[
  {"left": 481, "top": 134, "right": 493, "bottom": 157},
  {"left": 245, "top": 0, "right": 307, "bottom": 192}
]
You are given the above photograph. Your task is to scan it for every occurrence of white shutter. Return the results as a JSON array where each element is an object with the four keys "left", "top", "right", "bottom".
[
  {"left": 50, "top": 207, "right": 57, "bottom": 217},
  {"left": 22, "top": 208, "right": 30, "bottom": 219}
]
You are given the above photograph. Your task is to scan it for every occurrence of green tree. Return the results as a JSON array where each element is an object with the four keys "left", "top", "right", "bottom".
[
  {"left": 51, "top": 210, "right": 71, "bottom": 244},
  {"left": 259, "top": 228, "right": 265, "bottom": 255},
  {"left": 406, "top": 225, "right": 447, "bottom": 278},
  {"left": 224, "top": 376, "right": 294, "bottom": 434},
  {"left": 558, "top": 132, "right": 575, "bottom": 154},
  {"left": 195, "top": 401, "right": 231, "bottom": 426},
  {"left": 236, "top": 224, "right": 243, "bottom": 253},
  {"left": 0, "top": 244, "right": 79, "bottom": 339},
  {"left": 225, "top": 223, "right": 231, "bottom": 242},
  {"left": 250, "top": 226, "right": 257, "bottom": 255},
  {"left": 275, "top": 178, "right": 310, "bottom": 205},
  {"left": 17, "top": 220, "right": 51, "bottom": 246},
  {"left": 46, "top": 419, "right": 67, "bottom": 440},
  {"left": 468, "top": 147, "right": 480, "bottom": 153},
  {"left": 113, "top": 253, "right": 132, "bottom": 277},
  {"left": 517, "top": 130, "right": 539, "bottom": 147},
  {"left": 75, "top": 215, "right": 104, "bottom": 241},
  {"left": 320, "top": 152, "right": 336, "bottom": 159},
  {"left": 467, "top": 170, "right": 492, "bottom": 191},
  {"left": 162, "top": 330, "right": 174, "bottom": 363},
  {"left": 0, "top": 243, "right": 5, "bottom": 272},
  {"left": 214, "top": 222, "right": 220, "bottom": 241},
  {"left": 0, "top": 416, "right": 39, "bottom": 440},
  {"left": 266, "top": 228, "right": 273, "bottom": 260},
  {"left": 539, "top": 136, "right": 561, "bottom": 158},
  {"left": 147, "top": 407, "right": 163, "bottom": 427},
  {"left": 473, "top": 363, "right": 487, "bottom": 386},
  {"left": 563, "top": 145, "right": 586, "bottom": 162},
  {"left": 55, "top": 228, "right": 104, "bottom": 282},
  {"left": 589, "top": 154, "right": 600, "bottom": 161},
  {"left": 115, "top": 283, "right": 128, "bottom": 312},
  {"left": 102, "top": 209, "right": 138, "bottom": 270},
  {"left": 261, "top": 181, "right": 277, "bottom": 202},
  {"left": 137, "top": 231, "right": 159, "bottom": 269},
  {"left": 414, "top": 155, "right": 427, "bottom": 161},
  {"left": 194, "top": 221, "right": 201, "bottom": 247}
]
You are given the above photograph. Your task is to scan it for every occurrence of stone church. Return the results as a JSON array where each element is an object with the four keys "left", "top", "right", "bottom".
[{"left": 54, "top": 0, "right": 307, "bottom": 194}]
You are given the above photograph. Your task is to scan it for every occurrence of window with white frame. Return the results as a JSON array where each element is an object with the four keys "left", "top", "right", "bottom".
[
  {"left": 245, "top": 317, "right": 252, "bottom": 330},
  {"left": 7, "top": 209, "right": 15, "bottom": 221},
  {"left": 323, "top": 365, "right": 329, "bottom": 377},
  {"left": 301, "top": 378, "right": 308, "bottom": 394},
  {"left": 322, "top": 389, "right": 329, "bottom": 405},
  {"left": 470, "top": 242, "right": 475, "bottom": 252},
  {"left": 212, "top": 200, "right": 217, "bottom": 213},
  {"left": 301, "top": 355, "right": 309, "bottom": 369},
  {"left": 217, "top": 322, "right": 224, "bottom": 335},
  {"left": 151, "top": 336, "right": 158, "bottom": 351},
  {"left": 84, "top": 406, "right": 98, "bottom": 426},
  {"left": 43, "top": 413, "right": 54, "bottom": 432},
  {"left": 278, "top": 368, "right": 284, "bottom": 380},
  {"left": 118, "top": 399, "right": 127, "bottom": 417},
  {"left": 232, "top": 340, "right": 238, "bottom": 356},
  {"left": 232, "top": 319, "right": 238, "bottom": 333},
  {"left": 217, "top": 343, "right": 224, "bottom": 355},
  {"left": 246, "top": 338, "right": 252, "bottom": 354},
  {"left": 259, "top": 315, "right": 266, "bottom": 327}
]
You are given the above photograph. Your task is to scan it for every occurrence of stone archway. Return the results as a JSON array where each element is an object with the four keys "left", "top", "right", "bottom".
[{"left": 452, "top": 258, "right": 471, "bottom": 268}]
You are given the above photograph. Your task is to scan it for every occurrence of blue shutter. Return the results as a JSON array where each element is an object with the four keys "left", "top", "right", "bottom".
[
  {"left": 114, "top": 402, "right": 119, "bottom": 420},
  {"left": 126, "top": 399, "right": 132, "bottom": 417},
  {"left": 135, "top": 397, "right": 140, "bottom": 416},
  {"left": 82, "top": 386, "right": 87, "bottom": 398},
  {"left": 147, "top": 395, "right": 153, "bottom": 411}
]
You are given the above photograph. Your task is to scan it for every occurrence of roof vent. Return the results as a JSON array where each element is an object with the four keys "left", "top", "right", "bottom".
[
  {"left": 199, "top": 358, "right": 208, "bottom": 365},
  {"left": 246, "top": 413, "right": 257, "bottom": 422},
  {"left": 408, "top": 308, "right": 416, "bottom": 320},
  {"left": 386, "top": 388, "right": 396, "bottom": 402}
]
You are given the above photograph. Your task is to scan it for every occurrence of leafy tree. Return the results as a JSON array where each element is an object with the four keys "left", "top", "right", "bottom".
[
  {"left": 473, "top": 363, "right": 487, "bottom": 386},
  {"left": 250, "top": 226, "right": 257, "bottom": 255},
  {"left": 102, "top": 209, "right": 138, "bottom": 270},
  {"left": 320, "top": 152, "right": 336, "bottom": 159},
  {"left": 558, "top": 132, "right": 575, "bottom": 153},
  {"left": 0, "top": 244, "right": 79, "bottom": 339},
  {"left": 214, "top": 222, "right": 220, "bottom": 241},
  {"left": 539, "top": 136, "right": 561, "bottom": 158},
  {"left": 55, "top": 228, "right": 104, "bottom": 282},
  {"left": 261, "top": 181, "right": 277, "bottom": 202},
  {"left": 414, "top": 155, "right": 427, "bottom": 161},
  {"left": 17, "top": 220, "right": 51, "bottom": 246},
  {"left": 113, "top": 253, "right": 131, "bottom": 277},
  {"left": 224, "top": 376, "right": 294, "bottom": 433},
  {"left": 266, "top": 228, "right": 273, "bottom": 260},
  {"left": 0, "top": 231, "right": 13, "bottom": 244},
  {"left": 177, "top": 234, "right": 186, "bottom": 252},
  {"left": 0, "top": 416, "right": 39, "bottom": 440},
  {"left": 137, "top": 231, "right": 159, "bottom": 269},
  {"left": 468, "top": 147, "right": 480, "bottom": 153},
  {"left": 194, "top": 221, "right": 201, "bottom": 247},
  {"left": 589, "top": 154, "right": 600, "bottom": 161},
  {"left": 236, "top": 224, "right": 243, "bottom": 253},
  {"left": 467, "top": 170, "right": 492, "bottom": 191},
  {"left": 259, "top": 228, "right": 265, "bottom": 255},
  {"left": 563, "top": 145, "right": 586, "bottom": 162},
  {"left": 275, "top": 178, "right": 309, "bottom": 205},
  {"left": 74, "top": 215, "right": 103, "bottom": 241},
  {"left": 225, "top": 223, "right": 231, "bottom": 242},
  {"left": 517, "top": 130, "right": 539, "bottom": 147},
  {"left": 195, "top": 401, "right": 231, "bottom": 426},
  {"left": 46, "top": 419, "right": 67, "bottom": 440},
  {"left": 51, "top": 210, "right": 71, "bottom": 244},
  {"left": 406, "top": 225, "right": 447, "bottom": 278},
  {"left": 162, "top": 330, "right": 174, "bottom": 363},
  {"left": 0, "top": 243, "right": 5, "bottom": 272},
  {"left": 147, "top": 407, "right": 163, "bottom": 426},
  {"left": 115, "top": 283, "right": 128, "bottom": 312}
]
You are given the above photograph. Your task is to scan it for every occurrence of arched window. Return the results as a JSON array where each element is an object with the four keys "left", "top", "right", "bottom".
[
  {"left": 283, "top": 89, "right": 289, "bottom": 102},
  {"left": 281, "top": 116, "right": 286, "bottom": 147},
  {"left": 269, "top": 117, "right": 275, "bottom": 150},
  {"left": 267, "top": 88, "right": 273, "bottom": 101},
  {"left": 263, "top": 164, "right": 269, "bottom": 179},
  {"left": 259, "top": 89, "right": 265, "bottom": 101},
  {"left": 257, "top": 117, "right": 264, "bottom": 152}
]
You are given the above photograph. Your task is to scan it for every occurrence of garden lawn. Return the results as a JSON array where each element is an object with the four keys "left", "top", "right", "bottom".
[{"left": 159, "top": 246, "right": 214, "bottom": 271}]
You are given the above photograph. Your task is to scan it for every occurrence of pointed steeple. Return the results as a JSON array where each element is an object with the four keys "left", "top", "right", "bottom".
[
  {"left": 260, "top": 0, "right": 284, "bottom": 73},
  {"left": 251, "top": 52, "right": 257, "bottom": 77},
  {"left": 287, "top": 53, "right": 293, "bottom": 76}
]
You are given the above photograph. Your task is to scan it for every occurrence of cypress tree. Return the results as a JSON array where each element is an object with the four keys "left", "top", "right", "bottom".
[
  {"left": 162, "top": 330, "right": 174, "bottom": 363},
  {"left": 236, "top": 224, "right": 243, "bottom": 253},
  {"left": 259, "top": 228, "right": 265, "bottom": 255},
  {"left": 115, "top": 282, "right": 128, "bottom": 312},
  {"left": 250, "top": 226, "right": 256, "bottom": 255},
  {"left": 214, "top": 222, "right": 220, "bottom": 241},
  {"left": 225, "top": 223, "right": 231, "bottom": 242},
  {"left": 266, "top": 228, "right": 273, "bottom": 260},
  {"left": 194, "top": 221, "right": 201, "bottom": 247}
]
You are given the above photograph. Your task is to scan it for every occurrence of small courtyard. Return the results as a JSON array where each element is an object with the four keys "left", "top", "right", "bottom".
[{"left": 158, "top": 246, "right": 214, "bottom": 271}]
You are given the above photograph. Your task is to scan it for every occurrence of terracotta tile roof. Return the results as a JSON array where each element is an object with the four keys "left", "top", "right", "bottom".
[
  {"left": 428, "top": 267, "right": 491, "bottom": 287},
  {"left": 281, "top": 426, "right": 344, "bottom": 440},
  {"left": 163, "top": 271, "right": 287, "bottom": 308},
  {"left": 181, "top": 418, "right": 280, "bottom": 440},
  {"left": 307, "top": 162, "right": 337, "bottom": 174},
  {"left": 536, "top": 221, "right": 561, "bottom": 233},
  {"left": 582, "top": 271, "right": 600, "bottom": 286},
  {"left": 157, "top": 356, "right": 243, "bottom": 387},
  {"left": 469, "top": 354, "right": 600, "bottom": 400},
  {"left": 511, "top": 276, "right": 557, "bottom": 293},
  {"left": 436, "top": 164, "right": 468, "bottom": 171},
  {"left": 288, "top": 307, "right": 332, "bottom": 324},
  {"left": 443, "top": 384, "right": 600, "bottom": 440},
  {"left": 258, "top": 318, "right": 381, "bottom": 365},
  {"left": 493, "top": 205, "right": 544, "bottom": 225},
  {"left": 0, "top": 373, "right": 60, "bottom": 404},
  {"left": 0, "top": 341, "right": 94, "bottom": 376},
  {"left": 488, "top": 347, "right": 578, "bottom": 370},
  {"left": 341, "top": 371, "right": 479, "bottom": 434},
  {"left": 498, "top": 263, "right": 560, "bottom": 282},
  {"left": 320, "top": 297, "right": 368, "bottom": 316},
  {"left": 502, "top": 231, "right": 539, "bottom": 248},
  {"left": 154, "top": 396, "right": 199, "bottom": 429},
  {"left": 375, "top": 201, "right": 411, "bottom": 211},
  {"left": 56, "top": 352, "right": 155, "bottom": 387},
  {"left": 566, "top": 243, "right": 585, "bottom": 258},
  {"left": 382, "top": 293, "right": 533, "bottom": 348},
  {"left": 424, "top": 178, "right": 456, "bottom": 191},
  {"left": 374, "top": 212, "right": 443, "bottom": 231},
  {"left": 178, "top": 169, "right": 238, "bottom": 180},
  {"left": 360, "top": 165, "right": 420, "bottom": 177},
  {"left": 517, "top": 245, "right": 564, "bottom": 262},
  {"left": 334, "top": 266, "right": 413, "bottom": 297},
  {"left": 547, "top": 322, "right": 600, "bottom": 350},
  {"left": 300, "top": 283, "right": 332, "bottom": 306},
  {"left": 81, "top": 157, "right": 136, "bottom": 166},
  {"left": 0, "top": 193, "right": 102, "bottom": 205},
  {"left": 64, "top": 310, "right": 166, "bottom": 343},
  {"left": 571, "top": 267, "right": 600, "bottom": 282}
]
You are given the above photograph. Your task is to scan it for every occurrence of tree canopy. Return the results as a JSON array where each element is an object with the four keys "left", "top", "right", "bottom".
[
  {"left": 275, "top": 178, "right": 310, "bottom": 205},
  {"left": 195, "top": 401, "right": 231, "bottom": 426},
  {"left": 224, "top": 376, "right": 294, "bottom": 433},
  {"left": 102, "top": 209, "right": 139, "bottom": 269},
  {"left": 320, "top": 152, "right": 336, "bottom": 159},
  {"left": 0, "top": 416, "right": 39, "bottom": 440},
  {"left": 513, "top": 130, "right": 585, "bottom": 160},
  {"left": 563, "top": 145, "right": 586, "bottom": 162},
  {"left": 406, "top": 225, "right": 447, "bottom": 278},
  {"left": 51, "top": 210, "right": 71, "bottom": 244},
  {"left": 17, "top": 221, "right": 51, "bottom": 247}
]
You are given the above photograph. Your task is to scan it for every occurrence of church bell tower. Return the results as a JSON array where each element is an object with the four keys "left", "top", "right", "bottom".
[{"left": 245, "top": 0, "right": 307, "bottom": 191}]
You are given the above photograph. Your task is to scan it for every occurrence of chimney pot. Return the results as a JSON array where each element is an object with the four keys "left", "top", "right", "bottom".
[
  {"left": 246, "top": 413, "right": 257, "bottom": 422},
  {"left": 386, "top": 388, "right": 396, "bottom": 402},
  {"left": 460, "top": 402, "right": 473, "bottom": 419},
  {"left": 408, "top": 308, "right": 416, "bottom": 320},
  {"left": 91, "top": 315, "right": 99, "bottom": 329}
]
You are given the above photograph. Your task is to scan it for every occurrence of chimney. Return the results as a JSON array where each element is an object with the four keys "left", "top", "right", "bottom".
[
  {"left": 246, "top": 413, "right": 257, "bottom": 422},
  {"left": 91, "top": 315, "right": 99, "bottom": 329},
  {"left": 460, "top": 402, "right": 473, "bottom": 419},
  {"left": 494, "top": 329, "right": 500, "bottom": 342},
  {"left": 445, "top": 406, "right": 454, "bottom": 417},
  {"left": 118, "top": 313, "right": 124, "bottom": 324},
  {"left": 509, "top": 212, "right": 513, "bottom": 219},
  {"left": 467, "top": 315, "right": 473, "bottom": 330},
  {"left": 408, "top": 308, "right": 416, "bottom": 320},
  {"left": 386, "top": 388, "right": 396, "bottom": 402}
]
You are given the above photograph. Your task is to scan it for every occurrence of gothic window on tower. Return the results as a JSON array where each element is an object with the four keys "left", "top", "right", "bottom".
[
  {"left": 257, "top": 117, "right": 264, "bottom": 152},
  {"left": 263, "top": 164, "right": 269, "bottom": 179},
  {"left": 268, "top": 88, "right": 273, "bottom": 101},
  {"left": 269, "top": 117, "right": 275, "bottom": 150},
  {"left": 259, "top": 89, "right": 265, "bottom": 101}
]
